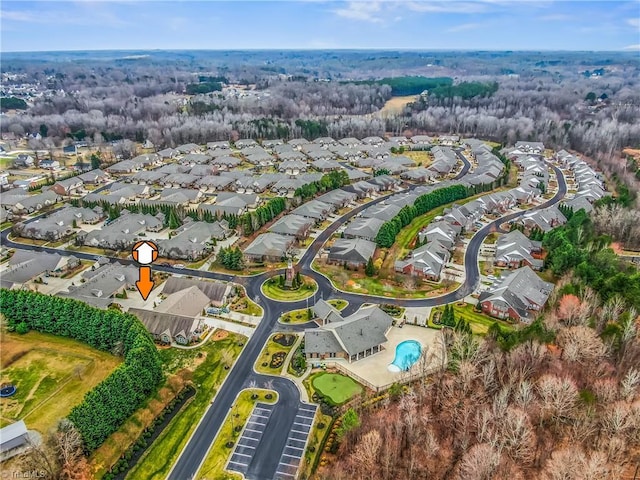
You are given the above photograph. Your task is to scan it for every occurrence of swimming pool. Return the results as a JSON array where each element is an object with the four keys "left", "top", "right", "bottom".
[{"left": 387, "top": 340, "right": 422, "bottom": 372}]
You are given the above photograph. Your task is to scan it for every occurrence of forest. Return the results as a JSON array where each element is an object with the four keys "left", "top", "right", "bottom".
[
  {"left": 2, "top": 50, "right": 638, "bottom": 198},
  {"left": 0, "top": 290, "right": 163, "bottom": 454}
]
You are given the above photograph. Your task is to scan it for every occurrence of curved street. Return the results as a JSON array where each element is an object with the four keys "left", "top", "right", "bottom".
[{"left": 1, "top": 156, "right": 566, "bottom": 480}]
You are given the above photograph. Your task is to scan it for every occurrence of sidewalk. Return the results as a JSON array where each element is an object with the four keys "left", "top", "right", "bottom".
[
  {"left": 279, "top": 334, "right": 311, "bottom": 403},
  {"left": 200, "top": 316, "right": 255, "bottom": 338}
]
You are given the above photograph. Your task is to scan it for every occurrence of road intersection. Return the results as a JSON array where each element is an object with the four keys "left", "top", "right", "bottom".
[{"left": 0, "top": 155, "right": 567, "bottom": 480}]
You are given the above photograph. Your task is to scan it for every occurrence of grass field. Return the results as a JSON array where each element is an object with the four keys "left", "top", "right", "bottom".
[
  {"left": 379, "top": 95, "right": 418, "bottom": 116},
  {"left": 124, "top": 332, "right": 245, "bottom": 480},
  {"left": 311, "top": 373, "right": 362, "bottom": 405},
  {"left": 0, "top": 329, "right": 120, "bottom": 434},
  {"left": 255, "top": 333, "right": 298, "bottom": 375},
  {"left": 314, "top": 259, "right": 459, "bottom": 299},
  {"left": 230, "top": 294, "right": 263, "bottom": 317},
  {"left": 403, "top": 150, "right": 432, "bottom": 167},
  {"left": 195, "top": 389, "right": 278, "bottom": 480},
  {"left": 261, "top": 276, "right": 317, "bottom": 301}
]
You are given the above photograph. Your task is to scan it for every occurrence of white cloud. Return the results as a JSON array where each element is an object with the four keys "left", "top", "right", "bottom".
[
  {"left": 627, "top": 18, "right": 640, "bottom": 28},
  {"left": 1, "top": 5, "right": 130, "bottom": 28},
  {"left": 404, "top": 1, "right": 490, "bottom": 14},
  {"left": 334, "top": 1, "right": 384, "bottom": 23},
  {"left": 447, "top": 22, "right": 481, "bottom": 32},
  {"left": 622, "top": 44, "right": 640, "bottom": 50}
]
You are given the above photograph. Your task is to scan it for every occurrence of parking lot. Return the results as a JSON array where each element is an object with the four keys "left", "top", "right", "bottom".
[
  {"left": 274, "top": 403, "right": 317, "bottom": 480},
  {"left": 227, "top": 403, "right": 275, "bottom": 477}
]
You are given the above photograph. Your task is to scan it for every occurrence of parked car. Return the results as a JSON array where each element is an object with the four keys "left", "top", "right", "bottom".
[{"left": 174, "top": 264, "right": 185, "bottom": 269}]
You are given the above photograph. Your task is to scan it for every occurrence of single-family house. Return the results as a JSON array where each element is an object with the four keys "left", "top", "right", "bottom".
[
  {"left": 478, "top": 266, "right": 554, "bottom": 322},
  {"left": 244, "top": 233, "right": 295, "bottom": 262},
  {"left": 328, "top": 238, "right": 376, "bottom": 268}
]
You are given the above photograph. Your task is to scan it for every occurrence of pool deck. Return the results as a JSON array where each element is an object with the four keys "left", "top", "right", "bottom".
[{"left": 327, "top": 325, "right": 444, "bottom": 389}]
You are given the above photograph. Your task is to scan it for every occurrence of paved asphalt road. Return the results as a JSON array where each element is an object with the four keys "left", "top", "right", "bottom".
[{"left": 1, "top": 155, "right": 567, "bottom": 480}]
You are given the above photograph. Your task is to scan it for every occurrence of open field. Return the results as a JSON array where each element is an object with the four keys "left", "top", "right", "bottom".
[
  {"left": 311, "top": 373, "right": 362, "bottom": 405},
  {"left": 379, "top": 95, "right": 418, "bottom": 116},
  {"left": 403, "top": 150, "right": 432, "bottom": 167},
  {"left": 255, "top": 333, "right": 298, "bottom": 375},
  {"left": 0, "top": 329, "right": 120, "bottom": 434},
  {"left": 195, "top": 389, "right": 278, "bottom": 480},
  {"left": 314, "top": 259, "right": 459, "bottom": 299},
  {"left": 281, "top": 307, "right": 313, "bottom": 324},
  {"left": 124, "top": 332, "right": 245, "bottom": 480}
]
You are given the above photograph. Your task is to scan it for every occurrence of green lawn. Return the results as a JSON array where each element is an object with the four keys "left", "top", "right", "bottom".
[
  {"left": 255, "top": 333, "right": 298, "bottom": 375},
  {"left": 230, "top": 294, "right": 263, "bottom": 317},
  {"left": 125, "top": 333, "right": 245, "bottom": 480},
  {"left": 327, "top": 299, "right": 348, "bottom": 311},
  {"left": 430, "top": 303, "right": 516, "bottom": 335},
  {"left": 261, "top": 276, "right": 317, "bottom": 301},
  {"left": 299, "top": 412, "right": 331, "bottom": 479},
  {"left": 195, "top": 389, "right": 278, "bottom": 480},
  {"left": 280, "top": 307, "right": 313, "bottom": 324},
  {"left": 311, "top": 373, "right": 362, "bottom": 405}
]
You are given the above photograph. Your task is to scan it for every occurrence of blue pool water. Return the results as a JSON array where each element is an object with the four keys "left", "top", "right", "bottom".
[{"left": 387, "top": 340, "right": 422, "bottom": 372}]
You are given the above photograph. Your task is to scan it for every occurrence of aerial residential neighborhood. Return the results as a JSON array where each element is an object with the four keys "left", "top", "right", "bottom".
[{"left": 1, "top": 4, "right": 639, "bottom": 480}]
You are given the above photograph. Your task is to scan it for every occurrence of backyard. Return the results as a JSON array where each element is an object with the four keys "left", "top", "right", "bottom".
[
  {"left": 123, "top": 331, "right": 245, "bottom": 480},
  {"left": 0, "top": 329, "right": 120, "bottom": 434},
  {"left": 430, "top": 303, "right": 516, "bottom": 335}
]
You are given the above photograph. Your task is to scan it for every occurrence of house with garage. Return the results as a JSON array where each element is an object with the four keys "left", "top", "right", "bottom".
[
  {"left": 10, "top": 190, "right": 59, "bottom": 214},
  {"left": 417, "top": 220, "right": 461, "bottom": 249},
  {"left": 478, "top": 266, "right": 554, "bottom": 322},
  {"left": 207, "top": 141, "right": 230, "bottom": 151},
  {"left": 328, "top": 238, "right": 376, "bottom": 268},
  {"left": 162, "top": 276, "right": 231, "bottom": 307},
  {"left": 243, "top": 233, "right": 295, "bottom": 262},
  {"left": 305, "top": 304, "right": 394, "bottom": 362},
  {"left": 1, "top": 251, "right": 80, "bottom": 289},
  {"left": 520, "top": 206, "right": 567, "bottom": 232},
  {"left": 58, "top": 263, "right": 139, "bottom": 308},
  {"left": 130, "top": 307, "right": 204, "bottom": 345},
  {"left": 361, "top": 202, "right": 402, "bottom": 222},
  {"left": 292, "top": 200, "right": 333, "bottom": 222},
  {"left": 268, "top": 214, "right": 314, "bottom": 240},
  {"left": 157, "top": 148, "right": 179, "bottom": 160},
  {"left": 51, "top": 176, "right": 84, "bottom": 196},
  {"left": 411, "top": 135, "right": 433, "bottom": 146},
  {"left": 288, "top": 138, "right": 310, "bottom": 150},
  {"left": 158, "top": 220, "right": 228, "bottom": 260},
  {"left": 175, "top": 143, "right": 202, "bottom": 154},
  {"left": 344, "top": 217, "right": 385, "bottom": 242},
  {"left": 394, "top": 239, "right": 450, "bottom": 281},
  {"left": 494, "top": 230, "right": 543, "bottom": 270},
  {"left": 514, "top": 141, "right": 545, "bottom": 155},
  {"left": 14, "top": 206, "right": 103, "bottom": 240},
  {"left": 78, "top": 169, "right": 110, "bottom": 185},
  {"left": 78, "top": 211, "right": 164, "bottom": 251}
]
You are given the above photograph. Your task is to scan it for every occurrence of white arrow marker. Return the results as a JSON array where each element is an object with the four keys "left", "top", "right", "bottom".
[{"left": 135, "top": 242, "right": 155, "bottom": 265}]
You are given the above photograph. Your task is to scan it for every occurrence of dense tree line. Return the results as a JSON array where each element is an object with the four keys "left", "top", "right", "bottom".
[
  {"left": 1, "top": 96, "right": 28, "bottom": 111},
  {"left": 185, "top": 81, "right": 223, "bottom": 95},
  {"left": 375, "top": 184, "right": 469, "bottom": 247},
  {"left": 429, "top": 81, "right": 499, "bottom": 100},
  {"left": 294, "top": 170, "right": 350, "bottom": 201},
  {"left": 240, "top": 196, "right": 286, "bottom": 236},
  {"left": 345, "top": 76, "right": 453, "bottom": 96},
  {"left": 543, "top": 208, "right": 640, "bottom": 309},
  {"left": 0, "top": 290, "right": 163, "bottom": 453},
  {"left": 218, "top": 246, "right": 244, "bottom": 270}
]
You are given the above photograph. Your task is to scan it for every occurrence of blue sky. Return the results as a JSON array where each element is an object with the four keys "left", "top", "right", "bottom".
[{"left": 1, "top": 1, "right": 639, "bottom": 52}]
